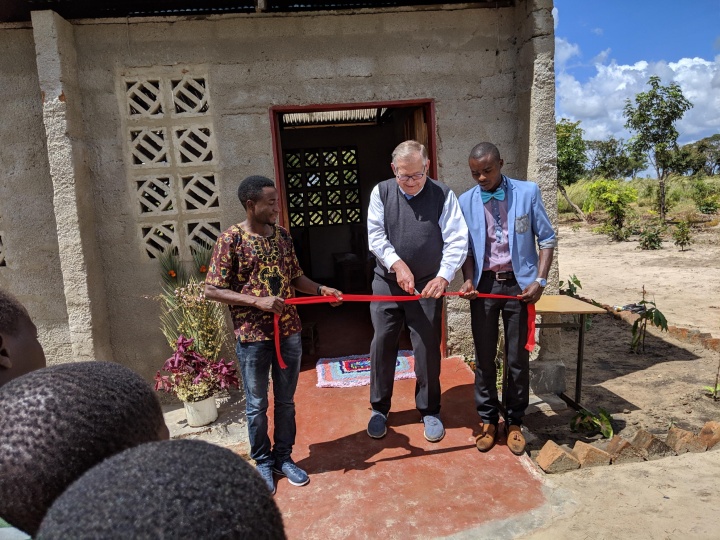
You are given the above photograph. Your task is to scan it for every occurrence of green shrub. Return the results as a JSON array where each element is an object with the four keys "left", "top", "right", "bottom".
[
  {"left": 691, "top": 178, "right": 720, "bottom": 214},
  {"left": 638, "top": 222, "right": 665, "bottom": 250},
  {"left": 585, "top": 179, "right": 637, "bottom": 240},
  {"left": 672, "top": 220, "right": 693, "bottom": 251}
]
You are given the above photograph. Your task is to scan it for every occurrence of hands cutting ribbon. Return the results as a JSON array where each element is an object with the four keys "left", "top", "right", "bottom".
[{"left": 272, "top": 292, "right": 536, "bottom": 368}]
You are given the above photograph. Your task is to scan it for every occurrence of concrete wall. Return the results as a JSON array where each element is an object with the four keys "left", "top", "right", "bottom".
[
  {"left": 0, "top": 27, "right": 72, "bottom": 363},
  {"left": 0, "top": 1, "right": 558, "bottom": 383}
]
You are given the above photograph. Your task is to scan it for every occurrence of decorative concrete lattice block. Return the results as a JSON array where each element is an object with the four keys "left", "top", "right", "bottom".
[
  {"left": 141, "top": 222, "right": 178, "bottom": 259},
  {"left": 130, "top": 128, "right": 169, "bottom": 167},
  {"left": 171, "top": 76, "right": 209, "bottom": 115},
  {"left": 136, "top": 176, "right": 176, "bottom": 215},
  {"left": 181, "top": 174, "right": 219, "bottom": 212},
  {"left": 121, "top": 71, "right": 219, "bottom": 260},
  {"left": 186, "top": 220, "right": 221, "bottom": 252},
  {"left": 173, "top": 126, "right": 214, "bottom": 164},
  {"left": 125, "top": 79, "right": 163, "bottom": 117}
]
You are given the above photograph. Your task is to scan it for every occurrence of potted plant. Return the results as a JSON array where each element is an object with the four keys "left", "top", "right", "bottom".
[
  {"left": 154, "top": 334, "right": 239, "bottom": 426},
  {"left": 153, "top": 245, "right": 238, "bottom": 427}
]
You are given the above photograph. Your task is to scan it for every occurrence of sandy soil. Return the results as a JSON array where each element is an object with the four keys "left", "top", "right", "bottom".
[
  {"left": 519, "top": 223, "right": 720, "bottom": 540},
  {"left": 555, "top": 223, "right": 720, "bottom": 337}
]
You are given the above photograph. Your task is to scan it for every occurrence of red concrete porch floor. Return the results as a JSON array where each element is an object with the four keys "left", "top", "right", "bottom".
[{"left": 271, "top": 356, "right": 547, "bottom": 539}]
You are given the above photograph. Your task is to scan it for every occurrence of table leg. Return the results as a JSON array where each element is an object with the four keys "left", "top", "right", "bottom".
[{"left": 575, "top": 314, "right": 586, "bottom": 405}]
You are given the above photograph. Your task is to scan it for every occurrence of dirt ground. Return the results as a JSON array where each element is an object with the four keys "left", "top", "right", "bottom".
[
  {"left": 519, "top": 223, "right": 720, "bottom": 540},
  {"left": 528, "top": 223, "right": 720, "bottom": 446}
]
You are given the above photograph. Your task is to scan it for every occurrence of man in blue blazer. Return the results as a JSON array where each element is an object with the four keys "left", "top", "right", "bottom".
[{"left": 458, "top": 142, "right": 556, "bottom": 455}]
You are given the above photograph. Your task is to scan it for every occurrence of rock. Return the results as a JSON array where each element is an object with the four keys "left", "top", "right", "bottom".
[
  {"left": 699, "top": 421, "right": 720, "bottom": 450},
  {"left": 536, "top": 440, "right": 581, "bottom": 474},
  {"left": 666, "top": 426, "right": 707, "bottom": 454},
  {"left": 631, "top": 429, "right": 676, "bottom": 460},
  {"left": 606, "top": 435, "right": 645, "bottom": 464},
  {"left": 571, "top": 441, "right": 611, "bottom": 468}
]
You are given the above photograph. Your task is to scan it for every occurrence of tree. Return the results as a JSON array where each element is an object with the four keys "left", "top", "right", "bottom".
[
  {"left": 556, "top": 118, "right": 587, "bottom": 221},
  {"left": 680, "top": 134, "right": 720, "bottom": 176},
  {"left": 623, "top": 76, "right": 693, "bottom": 220},
  {"left": 669, "top": 144, "right": 707, "bottom": 176},
  {"left": 586, "top": 137, "right": 647, "bottom": 180}
]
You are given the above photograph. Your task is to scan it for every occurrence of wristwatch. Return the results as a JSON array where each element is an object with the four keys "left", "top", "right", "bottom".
[{"left": 535, "top": 277, "right": 547, "bottom": 288}]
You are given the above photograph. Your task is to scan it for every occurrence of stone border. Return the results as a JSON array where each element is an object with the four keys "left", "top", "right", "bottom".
[{"left": 536, "top": 421, "right": 720, "bottom": 474}]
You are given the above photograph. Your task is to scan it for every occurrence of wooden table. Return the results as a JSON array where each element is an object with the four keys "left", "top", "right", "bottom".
[{"left": 535, "top": 295, "right": 607, "bottom": 409}]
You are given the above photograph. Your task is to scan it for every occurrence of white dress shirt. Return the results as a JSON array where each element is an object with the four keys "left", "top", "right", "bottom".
[{"left": 367, "top": 181, "right": 469, "bottom": 284}]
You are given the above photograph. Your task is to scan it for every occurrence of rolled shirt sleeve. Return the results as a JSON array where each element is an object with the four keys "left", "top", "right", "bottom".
[{"left": 531, "top": 185, "right": 557, "bottom": 250}]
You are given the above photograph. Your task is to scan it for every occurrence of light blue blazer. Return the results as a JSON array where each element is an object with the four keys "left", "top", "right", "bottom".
[{"left": 458, "top": 176, "right": 556, "bottom": 291}]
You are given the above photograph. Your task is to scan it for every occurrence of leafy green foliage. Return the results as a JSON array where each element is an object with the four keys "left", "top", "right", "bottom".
[
  {"left": 556, "top": 119, "right": 587, "bottom": 186},
  {"left": 559, "top": 274, "right": 582, "bottom": 297},
  {"left": 585, "top": 179, "right": 638, "bottom": 239},
  {"left": 677, "top": 134, "right": 720, "bottom": 176},
  {"left": 630, "top": 291, "right": 669, "bottom": 353},
  {"left": 691, "top": 178, "right": 720, "bottom": 214},
  {"left": 623, "top": 76, "right": 693, "bottom": 220},
  {"left": 586, "top": 137, "right": 647, "bottom": 179},
  {"left": 672, "top": 220, "right": 693, "bottom": 251},
  {"left": 570, "top": 408, "right": 614, "bottom": 439},
  {"left": 638, "top": 222, "right": 665, "bottom": 250},
  {"left": 703, "top": 383, "right": 720, "bottom": 401}
]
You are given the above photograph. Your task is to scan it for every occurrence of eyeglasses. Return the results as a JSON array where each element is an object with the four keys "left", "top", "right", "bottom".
[{"left": 395, "top": 167, "right": 426, "bottom": 183}]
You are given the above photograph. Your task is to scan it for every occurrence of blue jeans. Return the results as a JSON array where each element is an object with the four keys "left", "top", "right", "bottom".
[{"left": 236, "top": 332, "right": 302, "bottom": 466}]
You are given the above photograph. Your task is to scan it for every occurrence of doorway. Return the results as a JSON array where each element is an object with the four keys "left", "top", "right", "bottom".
[{"left": 270, "top": 100, "right": 437, "bottom": 360}]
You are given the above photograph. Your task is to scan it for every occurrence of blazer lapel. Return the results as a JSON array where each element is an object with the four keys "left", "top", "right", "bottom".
[{"left": 506, "top": 177, "right": 516, "bottom": 254}]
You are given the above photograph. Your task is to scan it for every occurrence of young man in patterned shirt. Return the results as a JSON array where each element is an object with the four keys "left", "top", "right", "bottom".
[{"left": 205, "top": 175, "right": 342, "bottom": 495}]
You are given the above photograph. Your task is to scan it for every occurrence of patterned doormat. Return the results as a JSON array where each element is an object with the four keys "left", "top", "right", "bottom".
[{"left": 316, "top": 350, "right": 415, "bottom": 388}]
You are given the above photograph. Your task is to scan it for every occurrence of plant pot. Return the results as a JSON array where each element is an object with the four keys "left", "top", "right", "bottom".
[{"left": 184, "top": 395, "right": 218, "bottom": 427}]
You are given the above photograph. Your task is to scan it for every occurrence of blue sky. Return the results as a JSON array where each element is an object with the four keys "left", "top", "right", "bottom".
[{"left": 553, "top": 0, "right": 720, "bottom": 146}]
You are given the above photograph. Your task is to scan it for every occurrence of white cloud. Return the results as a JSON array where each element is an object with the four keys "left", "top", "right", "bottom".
[
  {"left": 592, "top": 48, "right": 611, "bottom": 65},
  {"left": 556, "top": 45, "right": 720, "bottom": 145},
  {"left": 591, "top": 28, "right": 603, "bottom": 36},
  {"left": 552, "top": 7, "right": 559, "bottom": 30},
  {"left": 555, "top": 37, "right": 581, "bottom": 71}
]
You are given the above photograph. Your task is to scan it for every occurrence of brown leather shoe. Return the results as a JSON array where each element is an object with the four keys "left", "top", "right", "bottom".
[
  {"left": 507, "top": 425, "right": 526, "bottom": 455},
  {"left": 475, "top": 423, "right": 497, "bottom": 452}
]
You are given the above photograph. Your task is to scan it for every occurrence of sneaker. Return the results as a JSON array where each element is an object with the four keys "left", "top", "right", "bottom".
[
  {"left": 367, "top": 410, "right": 387, "bottom": 439},
  {"left": 273, "top": 458, "right": 309, "bottom": 487},
  {"left": 256, "top": 462, "right": 276, "bottom": 495},
  {"left": 422, "top": 414, "right": 445, "bottom": 442}
]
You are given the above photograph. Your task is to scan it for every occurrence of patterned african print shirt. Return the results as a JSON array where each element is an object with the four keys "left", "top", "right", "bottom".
[{"left": 206, "top": 224, "right": 303, "bottom": 342}]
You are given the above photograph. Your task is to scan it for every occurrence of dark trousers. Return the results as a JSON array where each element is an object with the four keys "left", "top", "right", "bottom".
[
  {"left": 369, "top": 275, "right": 443, "bottom": 416},
  {"left": 470, "top": 271, "right": 529, "bottom": 426},
  {"left": 236, "top": 333, "right": 302, "bottom": 465}
]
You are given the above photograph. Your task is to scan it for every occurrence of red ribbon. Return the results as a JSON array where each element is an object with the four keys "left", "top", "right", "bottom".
[{"left": 272, "top": 292, "right": 536, "bottom": 369}]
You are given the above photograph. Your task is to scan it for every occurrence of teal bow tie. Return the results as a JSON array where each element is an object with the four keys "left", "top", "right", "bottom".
[{"left": 481, "top": 187, "right": 505, "bottom": 203}]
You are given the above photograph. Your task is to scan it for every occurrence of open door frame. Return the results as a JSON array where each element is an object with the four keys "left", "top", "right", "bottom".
[{"left": 269, "top": 98, "right": 450, "bottom": 358}]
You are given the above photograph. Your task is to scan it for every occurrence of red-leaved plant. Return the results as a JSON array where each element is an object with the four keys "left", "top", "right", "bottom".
[{"left": 154, "top": 335, "right": 239, "bottom": 403}]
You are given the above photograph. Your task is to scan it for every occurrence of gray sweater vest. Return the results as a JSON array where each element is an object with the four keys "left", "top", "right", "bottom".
[{"left": 375, "top": 178, "right": 449, "bottom": 284}]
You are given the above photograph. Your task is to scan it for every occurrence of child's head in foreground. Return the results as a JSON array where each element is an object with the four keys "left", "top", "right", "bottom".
[
  {"left": 0, "top": 360, "right": 169, "bottom": 534},
  {"left": 36, "top": 439, "right": 286, "bottom": 540},
  {"left": 0, "top": 287, "right": 46, "bottom": 387}
]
